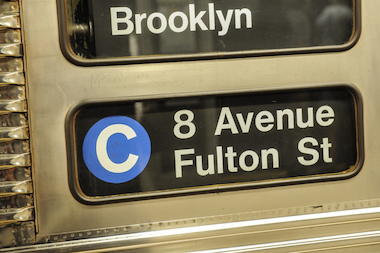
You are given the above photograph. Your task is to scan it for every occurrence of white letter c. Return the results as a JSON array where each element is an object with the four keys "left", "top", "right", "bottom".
[{"left": 96, "top": 124, "right": 139, "bottom": 173}]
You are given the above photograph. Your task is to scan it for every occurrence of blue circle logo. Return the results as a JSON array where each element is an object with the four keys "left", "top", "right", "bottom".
[{"left": 82, "top": 116, "right": 151, "bottom": 184}]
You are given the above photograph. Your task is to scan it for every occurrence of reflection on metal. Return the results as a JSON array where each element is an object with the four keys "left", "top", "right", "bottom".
[
  {"left": 0, "top": 114, "right": 26, "bottom": 127},
  {"left": 0, "top": 0, "right": 34, "bottom": 248},
  {"left": 0, "top": 181, "right": 32, "bottom": 196},
  {"left": 4, "top": 203, "right": 380, "bottom": 252},
  {"left": 0, "top": 195, "right": 33, "bottom": 209},
  {"left": 0, "top": 15, "right": 20, "bottom": 29},
  {"left": 190, "top": 231, "right": 380, "bottom": 253},
  {"left": 0, "top": 222, "right": 35, "bottom": 248},
  {"left": 0, "top": 154, "right": 30, "bottom": 169},
  {"left": 0, "top": 207, "right": 33, "bottom": 224},
  {"left": 0, "top": 141, "right": 29, "bottom": 154},
  {"left": 0, "top": 29, "right": 21, "bottom": 44},
  {"left": 0, "top": 168, "right": 31, "bottom": 180},
  {"left": 0, "top": 1, "right": 19, "bottom": 15},
  {"left": 0, "top": 86, "right": 25, "bottom": 100},
  {"left": 0, "top": 44, "right": 21, "bottom": 57},
  {"left": 0, "top": 58, "right": 23, "bottom": 72},
  {"left": 0, "top": 99, "right": 26, "bottom": 112},
  {"left": 0, "top": 127, "right": 28, "bottom": 140},
  {"left": 0, "top": 73, "right": 24, "bottom": 85}
]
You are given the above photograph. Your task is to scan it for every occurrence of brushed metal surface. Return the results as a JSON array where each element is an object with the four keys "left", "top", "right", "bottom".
[{"left": 20, "top": 0, "right": 380, "bottom": 251}]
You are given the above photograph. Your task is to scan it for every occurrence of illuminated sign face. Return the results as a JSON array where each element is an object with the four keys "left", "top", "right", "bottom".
[{"left": 67, "top": 86, "right": 363, "bottom": 203}]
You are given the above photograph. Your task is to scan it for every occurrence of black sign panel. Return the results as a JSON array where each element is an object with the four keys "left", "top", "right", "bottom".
[
  {"left": 67, "top": 86, "right": 363, "bottom": 203},
  {"left": 62, "top": 0, "right": 356, "bottom": 63}
]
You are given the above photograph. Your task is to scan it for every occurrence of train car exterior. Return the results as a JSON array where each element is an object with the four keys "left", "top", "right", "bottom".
[{"left": 2, "top": 0, "right": 380, "bottom": 252}]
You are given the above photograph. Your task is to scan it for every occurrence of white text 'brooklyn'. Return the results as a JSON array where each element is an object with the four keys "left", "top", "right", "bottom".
[{"left": 111, "top": 3, "right": 253, "bottom": 36}]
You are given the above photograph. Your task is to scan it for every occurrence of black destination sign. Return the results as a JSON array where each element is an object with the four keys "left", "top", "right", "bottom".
[
  {"left": 62, "top": 0, "right": 356, "bottom": 63},
  {"left": 67, "top": 86, "right": 363, "bottom": 203}
]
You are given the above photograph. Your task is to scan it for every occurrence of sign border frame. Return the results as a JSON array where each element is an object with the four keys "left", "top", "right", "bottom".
[
  {"left": 57, "top": 0, "right": 362, "bottom": 66},
  {"left": 65, "top": 84, "right": 364, "bottom": 204}
]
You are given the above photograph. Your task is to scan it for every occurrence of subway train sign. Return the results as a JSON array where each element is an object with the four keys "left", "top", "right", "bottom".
[
  {"left": 66, "top": 86, "right": 363, "bottom": 203},
  {"left": 60, "top": 0, "right": 357, "bottom": 67},
  {"left": 66, "top": 0, "right": 354, "bottom": 62}
]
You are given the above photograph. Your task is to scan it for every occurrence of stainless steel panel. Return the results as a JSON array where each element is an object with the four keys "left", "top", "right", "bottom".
[
  {"left": 3, "top": 206, "right": 380, "bottom": 252},
  {"left": 18, "top": 0, "right": 380, "bottom": 251}
]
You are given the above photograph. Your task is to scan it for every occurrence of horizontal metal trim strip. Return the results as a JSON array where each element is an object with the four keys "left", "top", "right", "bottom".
[
  {"left": 22, "top": 207, "right": 380, "bottom": 252},
  {"left": 0, "top": 72, "right": 24, "bottom": 85},
  {"left": 0, "top": 58, "right": 23, "bottom": 72},
  {"left": 0, "top": 180, "right": 32, "bottom": 196},
  {"left": 0, "top": 126, "right": 28, "bottom": 140},
  {"left": 0, "top": 15, "right": 20, "bottom": 29},
  {"left": 0, "top": 154, "right": 30, "bottom": 168},
  {"left": 0, "top": 113, "right": 27, "bottom": 127},
  {"left": 0, "top": 99, "right": 26, "bottom": 112},
  {"left": 0, "top": 2, "right": 19, "bottom": 15},
  {"left": 0, "top": 29, "right": 21, "bottom": 44},
  {"left": 191, "top": 231, "right": 380, "bottom": 253},
  {"left": 0, "top": 86, "right": 25, "bottom": 99},
  {"left": 0, "top": 207, "right": 34, "bottom": 225},
  {"left": 0, "top": 43, "right": 21, "bottom": 57},
  {"left": 0, "top": 194, "right": 33, "bottom": 209}
]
